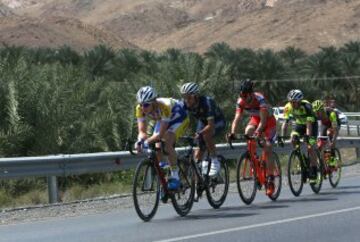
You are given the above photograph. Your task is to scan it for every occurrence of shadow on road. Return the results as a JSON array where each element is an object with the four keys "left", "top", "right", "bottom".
[
  {"left": 184, "top": 211, "right": 257, "bottom": 220},
  {"left": 275, "top": 196, "right": 338, "bottom": 204},
  {"left": 336, "top": 185, "right": 360, "bottom": 190},
  {"left": 220, "top": 204, "right": 289, "bottom": 211}
]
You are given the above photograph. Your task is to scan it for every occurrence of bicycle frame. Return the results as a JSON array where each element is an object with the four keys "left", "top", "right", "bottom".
[
  {"left": 180, "top": 136, "right": 208, "bottom": 187},
  {"left": 244, "top": 136, "right": 267, "bottom": 186},
  {"left": 292, "top": 137, "right": 311, "bottom": 171},
  {"left": 129, "top": 141, "right": 171, "bottom": 196},
  {"left": 149, "top": 148, "right": 169, "bottom": 195}
]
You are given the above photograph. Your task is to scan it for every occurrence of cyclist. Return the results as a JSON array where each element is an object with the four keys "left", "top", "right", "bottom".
[
  {"left": 281, "top": 89, "right": 318, "bottom": 182},
  {"left": 312, "top": 99, "right": 340, "bottom": 166},
  {"left": 180, "top": 82, "right": 225, "bottom": 177},
  {"left": 227, "top": 79, "right": 277, "bottom": 196},
  {"left": 135, "top": 86, "right": 189, "bottom": 190}
]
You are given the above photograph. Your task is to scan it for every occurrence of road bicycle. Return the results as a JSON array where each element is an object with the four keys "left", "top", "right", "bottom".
[
  {"left": 130, "top": 141, "right": 195, "bottom": 222},
  {"left": 285, "top": 135, "right": 323, "bottom": 196},
  {"left": 229, "top": 135, "right": 282, "bottom": 205},
  {"left": 178, "top": 136, "right": 229, "bottom": 209},
  {"left": 317, "top": 135, "right": 342, "bottom": 188}
]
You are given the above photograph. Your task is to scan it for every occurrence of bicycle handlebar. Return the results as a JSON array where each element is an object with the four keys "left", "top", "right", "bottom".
[
  {"left": 227, "top": 134, "right": 266, "bottom": 149},
  {"left": 126, "top": 139, "right": 167, "bottom": 155}
]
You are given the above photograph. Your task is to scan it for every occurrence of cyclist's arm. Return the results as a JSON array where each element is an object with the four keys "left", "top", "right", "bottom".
[
  {"left": 281, "top": 104, "right": 291, "bottom": 136},
  {"left": 256, "top": 108, "right": 268, "bottom": 133},
  {"left": 330, "top": 111, "right": 339, "bottom": 145},
  {"left": 137, "top": 120, "right": 148, "bottom": 140},
  {"left": 231, "top": 111, "right": 243, "bottom": 134},
  {"left": 304, "top": 102, "right": 316, "bottom": 137},
  {"left": 199, "top": 97, "right": 216, "bottom": 135},
  {"left": 198, "top": 118, "right": 215, "bottom": 135},
  {"left": 306, "top": 120, "right": 313, "bottom": 137},
  {"left": 136, "top": 104, "right": 148, "bottom": 140}
]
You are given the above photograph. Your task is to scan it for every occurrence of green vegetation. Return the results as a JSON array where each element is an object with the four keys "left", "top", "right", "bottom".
[{"left": 1, "top": 41, "right": 360, "bottom": 207}]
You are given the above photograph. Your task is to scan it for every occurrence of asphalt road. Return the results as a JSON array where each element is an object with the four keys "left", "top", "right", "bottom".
[{"left": 1, "top": 175, "right": 360, "bottom": 242}]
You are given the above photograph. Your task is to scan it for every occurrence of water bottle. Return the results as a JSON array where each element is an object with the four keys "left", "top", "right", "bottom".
[{"left": 202, "top": 159, "right": 209, "bottom": 175}]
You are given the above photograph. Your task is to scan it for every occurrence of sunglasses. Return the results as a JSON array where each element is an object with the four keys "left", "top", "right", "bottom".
[{"left": 140, "top": 102, "right": 152, "bottom": 108}]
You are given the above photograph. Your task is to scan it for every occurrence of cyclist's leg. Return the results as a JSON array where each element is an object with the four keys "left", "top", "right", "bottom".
[
  {"left": 201, "top": 119, "right": 226, "bottom": 176},
  {"left": 290, "top": 124, "right": 305, "bottom": 147},
  {"left": 307, "top": 122, "right": 319, "bottom": 180},
  {"left": 194, "top": 120, "right": 205, "bottom": 165},
  {"left": 317, "top": 125, "right": 328, "bottom": 150},
  {"left": 153, "top": 121, "right": 164, "bottom": 163},
  {"left": 308, "top": 122, "right": 318, "bottom": 168},
  {"left": 165, "top": 117, "right": 190, "bottom": 189},
  {"left": 327, "top": 127, "right": 337, "bottom": 151},
  {"left": 245, "top": 116, "right": 258, "bottom": 136},
  {"left": 326, "top": 127, "right": 338, "bottom": 166},
  {"left": 263, "top": 116, "right": 277, "bottom": 176}
]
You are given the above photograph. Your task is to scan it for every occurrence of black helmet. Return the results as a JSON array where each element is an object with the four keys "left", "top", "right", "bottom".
[{"left": 239, "top": 79, "right": 253, "bottom": 94}]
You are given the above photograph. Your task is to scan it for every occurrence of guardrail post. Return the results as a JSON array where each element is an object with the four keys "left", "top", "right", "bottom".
[
  {"left": 47, "top": 176, "right": 59, "bottom": 204},
  {"left": 347, "top": 125, "right": 350, "bottom": 136},
  {"left": 356, "top": 148, "right": 360, "bottom": 160},
  {"left": 357, "top": 125, "right": 360, "bottom": 136}
]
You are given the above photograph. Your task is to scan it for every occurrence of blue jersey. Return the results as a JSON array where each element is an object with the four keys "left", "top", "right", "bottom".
[{"left": 185, "top": 96, "right": 224, "bottom": 125}]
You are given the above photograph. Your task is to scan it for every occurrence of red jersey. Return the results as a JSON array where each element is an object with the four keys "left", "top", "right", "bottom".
[{"left": 236, "top": 92, "right": 273, "bottom": 117}]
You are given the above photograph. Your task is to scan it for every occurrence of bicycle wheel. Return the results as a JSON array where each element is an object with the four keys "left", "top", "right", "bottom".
[
  {"left": 268, "top": 152, "right": 282, "bottom": 201},
  {"left": 288, "top": 151, "right": 304, "bottom": 197},
  {"left": 171, "top": 158, "right": 195, "bottom": 217},
  {"left": 132, "top": 159, "right": 160, "bottom": 222},
  {"left": 237, "top": 152, "right": 257, "bottom": 205},
  {"left": 206, "top": 155, "right": 229, "bottom": 209},
  {"left": 310, "top": 150, "right": 323, "bottom": 194},
  {"left": 329, "top": 148, "right": 342, "bottom": 188}
]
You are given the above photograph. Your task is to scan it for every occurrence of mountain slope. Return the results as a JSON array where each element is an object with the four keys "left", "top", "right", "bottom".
[{"left": 1, "top": 0, "right": 359, "bottom": 52}]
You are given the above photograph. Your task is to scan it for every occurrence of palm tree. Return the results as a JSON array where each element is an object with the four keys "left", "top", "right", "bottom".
[{"left": 83, "top": 45, "right": 115, "bottom": 80}]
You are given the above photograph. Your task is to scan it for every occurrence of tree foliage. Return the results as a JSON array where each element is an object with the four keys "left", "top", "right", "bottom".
[{"left": 0, "top": 41, "right": 359, "bottom": 157}]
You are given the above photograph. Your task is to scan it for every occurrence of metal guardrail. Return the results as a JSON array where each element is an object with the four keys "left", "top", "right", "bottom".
[
  {"left": 343, "top": 112, "right": 360, "bottom": 117},
  {"left": 1, "top": 137, "right": 360, "bottom": 203},
  {"left": 340, "top": 124, "right": 360, "bottom": 136}
]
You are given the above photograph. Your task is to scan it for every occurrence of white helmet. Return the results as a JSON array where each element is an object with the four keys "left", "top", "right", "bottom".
[
  {"left": 136, "top": 86, "right": 157, "bottom": 104},
  {"left": 287, "top": 89, "right": 303, "bottom": 101},
  {"left": 180, "top": 82, "right": 200, "bottom": 95}
]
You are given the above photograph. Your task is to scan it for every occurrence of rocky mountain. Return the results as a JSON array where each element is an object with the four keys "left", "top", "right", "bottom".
[{"left": 0, "top": 0, "right": 359, "bottom": 53}]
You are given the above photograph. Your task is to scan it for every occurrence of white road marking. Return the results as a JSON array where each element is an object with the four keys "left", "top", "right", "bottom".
[{"left": 154, "top": 206, "right": 360, "bottom": 242}]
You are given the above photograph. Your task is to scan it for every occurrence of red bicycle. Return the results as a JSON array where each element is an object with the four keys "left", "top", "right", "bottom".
[
  {"left": 229, "top": 135, "right": 282, "bottom": 205},
  {"left": 130, "top": 141, "right": 195, "bottom": 222},
  {"left": 317, "top": 136, "right": 342, "bottom": 188}
]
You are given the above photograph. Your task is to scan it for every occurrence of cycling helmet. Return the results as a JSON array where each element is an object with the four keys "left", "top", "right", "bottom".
[
  {"left": 239, "top": 79, "right": 253, "bottom": 94},
  {"left": 136, "top": 86, "right": 157, "bottom": 104},
  {"left": 180, "top": 82, "right": 200, "bottom": 95},
  {"left": 287, "top": 89, "right": 303, "bottom": 101},
  {"left": 312, "top": 100, "right": 324, "bottom": 112}
]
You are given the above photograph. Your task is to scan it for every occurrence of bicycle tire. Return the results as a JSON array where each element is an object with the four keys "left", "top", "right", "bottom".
[
  {"left": 171, "top": 158, "right": 195, "bottom": 217},
  {"left": 205, "top": 155, "right": 229, "bottom": 209},
  {"left": 132, "top": 159, "right": 160, "bottom": 222},
  {"left": 237, "top": 152, "right": 257, "bottom": 205},
  {"left": 329, "top": 148, "right": 342, "bottom": 188},
  {"left": 268, "top": 152, "right": 282, "bottom": 201},
  {"left": 310, "top": 150, "right": 323, "bottom": 194},
  {"left": 288, "top": 150, "right": 304, "bottom": 197}
]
